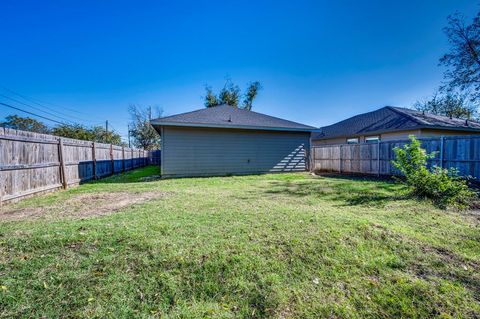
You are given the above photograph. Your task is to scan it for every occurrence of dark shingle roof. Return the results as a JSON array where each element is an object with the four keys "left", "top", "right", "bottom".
[
  {"left": 312, "top": 106, "right": 480, "bottom": 140},
  {"left": 151, "top": 105, "right": 315, "bottom": 132}
]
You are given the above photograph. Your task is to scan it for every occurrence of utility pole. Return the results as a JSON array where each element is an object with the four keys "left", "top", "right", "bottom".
[
  {"left": 127, "top": 124, "right": 131, "bottom": 148},
  {"left": 148, "top": 106, "right": 152, "bottom": 121},
  {"left": 105, "top": 120, "right": 109, "bottom": 134}
]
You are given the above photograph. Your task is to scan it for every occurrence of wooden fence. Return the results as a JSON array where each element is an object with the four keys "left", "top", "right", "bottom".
[
  {"left": 311, "top": 134, "right": 480, "bottom": 179},
  {"left": 149, "top": 149, "right": 161, "bottom": 165},
  {"left": 0, "top": 127, "right": 151, "bottom": 203}
]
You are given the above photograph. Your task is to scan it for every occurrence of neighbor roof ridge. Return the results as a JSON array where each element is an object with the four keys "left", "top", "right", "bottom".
[
  {"left": 385, "top": 106, "right": 426, "bottom": 126},
  {"left": 152, "top": 106, "right": 220, "bottom": 121}
]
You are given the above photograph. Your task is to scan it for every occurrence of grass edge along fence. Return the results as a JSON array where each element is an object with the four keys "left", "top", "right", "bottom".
[
  {"left": 0, "top": 127, "right": 152, "bottom": 203},
  {"left": 311, "top": 134, "right": 480, "bottom": 180}
]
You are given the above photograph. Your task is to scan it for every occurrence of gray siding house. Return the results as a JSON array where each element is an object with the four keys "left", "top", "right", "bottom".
[{"left": 150, "top": 105, "right": 315, "bottom": 177}]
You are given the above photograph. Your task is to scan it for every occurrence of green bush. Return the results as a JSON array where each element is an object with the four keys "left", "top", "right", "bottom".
[{"left": 392, "top": 136, "right": 474, "bottom": 209}]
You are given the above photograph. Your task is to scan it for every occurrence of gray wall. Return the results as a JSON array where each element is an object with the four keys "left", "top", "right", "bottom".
[{"left": 161, "top": 126, "right": 310, "bottom": 177}]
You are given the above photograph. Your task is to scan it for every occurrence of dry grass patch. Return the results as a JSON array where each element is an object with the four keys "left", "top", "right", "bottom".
[{"left": 0, "top": 191, "right": 166, "bottom": 221}]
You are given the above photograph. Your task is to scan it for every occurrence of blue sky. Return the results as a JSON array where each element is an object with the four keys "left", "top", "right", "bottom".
[{"left": 0, "top": 1, "right": 477, "bottom": 141}]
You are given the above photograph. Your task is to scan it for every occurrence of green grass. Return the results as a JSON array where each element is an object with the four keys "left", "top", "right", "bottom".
[{"left": 1, "top": 166, "right": 479, "bottom": 318}]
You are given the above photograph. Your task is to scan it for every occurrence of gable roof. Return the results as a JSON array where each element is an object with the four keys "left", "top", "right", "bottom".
[
  {"left": 312, "top": 106, "right": 480, "bottom": 140},
  {"left": 151, "top": 105, "right": 315, "bottom": 132}
]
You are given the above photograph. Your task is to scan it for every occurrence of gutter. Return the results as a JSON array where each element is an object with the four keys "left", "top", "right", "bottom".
[{"left": 150, "top": 121, "right": 317, "bottom": 133}]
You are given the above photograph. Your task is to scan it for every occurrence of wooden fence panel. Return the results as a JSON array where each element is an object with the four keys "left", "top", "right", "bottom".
[
  {"left": 0, "top": 128, "right": 152, "bottom": 203},
  {"left": 124, "top": 147, "right": 132, "bottom": 170},
  {"left": 149, "top": 150, "right": 161, "bottom": 165},
  {"left": 0, "top": 128, "right": 62, "bottom": 202},
  {"left": 63, "top": 138, "right": 94, "bottom": 185},
  {"left": 311, "top": 135, "right": 480, "bottom": 180},
  {"left": 93, "top": 142, "right": 111, "bottom": 178},
  {"left": 313, "top": 145, "right": 340, "bottom": 172}
]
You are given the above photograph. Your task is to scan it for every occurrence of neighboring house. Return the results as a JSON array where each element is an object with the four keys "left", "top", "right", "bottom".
[
  {"left": 150, "top": 105, "right": 315, "bottom": 177},
  {"left": 312, "top": 106, "right": 480, "bottom": 146}
]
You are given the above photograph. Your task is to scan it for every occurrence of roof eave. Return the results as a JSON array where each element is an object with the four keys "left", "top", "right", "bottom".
[
  {"left": 150, "top": 121, "right": 316, "bottom": 132},
  {"left": 311, "top": 125, "right": 480, "bottom": 141}
]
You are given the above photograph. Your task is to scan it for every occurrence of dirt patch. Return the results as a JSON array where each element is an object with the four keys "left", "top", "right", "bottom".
[
  {"left": 0, "top": 191, "right": 167, "bottom": 222},
  {"left": 465, "top": 208, "right": 480, "bottom": 223}
]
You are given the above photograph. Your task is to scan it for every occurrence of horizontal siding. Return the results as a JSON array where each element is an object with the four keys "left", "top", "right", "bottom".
[{"left": 163, "top": 127, "right": 310, "bottom": 177}]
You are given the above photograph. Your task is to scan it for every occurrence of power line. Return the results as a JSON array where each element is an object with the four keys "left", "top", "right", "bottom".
[
  {"left": 0, "top": 102, "right": 67, "bottom": 125},
  {"left": 0, "top": 93, "right": 77, "bottom": 124},
  {"left": 0, "top": 86, "right": 96, "bottom": 120},
  {"left": 0, "top": 87, "right": 130, "bottom": 133}
]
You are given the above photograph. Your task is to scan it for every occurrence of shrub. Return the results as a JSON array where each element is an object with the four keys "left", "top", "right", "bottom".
[{"left": 392, "top": 135, "right": 474, "bottom": 209}]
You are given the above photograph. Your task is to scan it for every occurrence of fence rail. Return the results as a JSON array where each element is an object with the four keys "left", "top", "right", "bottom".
[
  {"left": 0, "top": 127, "right": 153, "bottom": 203},
  {"left": 311, "top": 135, "right": 480, "bottom": 179}
]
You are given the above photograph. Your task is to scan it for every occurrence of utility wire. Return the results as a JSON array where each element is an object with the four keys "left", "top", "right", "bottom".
[
  {"left": 0, "top": 93, "right": 77, "bottom": 124},
  {"left": 108, "top": 123, "right": 119, "bottom": 132},
  {"left": 0, "top": 102, "right": 67, "bottom": 125},
  {"left": 0, "top": 87, "right": 129, "bottom": 133},
  {"left": 0, "top": 86, "right": 96, "bottom": 120}
]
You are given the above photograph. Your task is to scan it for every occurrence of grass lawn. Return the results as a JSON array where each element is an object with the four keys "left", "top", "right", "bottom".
[{"left": 1, "top": 166, "right": 479, "bottom": 318}]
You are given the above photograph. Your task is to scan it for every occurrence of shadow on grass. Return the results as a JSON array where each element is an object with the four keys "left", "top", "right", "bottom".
[
  {"left": 90, "top": 165, "right": 162, "bottom": 184},
  {"left": 259, "top": 176, "right": 410, "bottom": 207}
]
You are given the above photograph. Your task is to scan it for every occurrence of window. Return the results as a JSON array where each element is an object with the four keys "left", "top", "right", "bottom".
[
  {"left": 346, "top": 137, "right": 359, "bottom": 144},
  {"left": 365, "top": 136, "right": 380, "bottom": 143}
]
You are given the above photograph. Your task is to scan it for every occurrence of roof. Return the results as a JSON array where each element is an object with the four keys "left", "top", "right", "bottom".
[
  {"left": 150, "top": 105, "right": 315, "bottom": 132},
  {"left": 312, "top": 106, "right": 480, "bottom": 140}
]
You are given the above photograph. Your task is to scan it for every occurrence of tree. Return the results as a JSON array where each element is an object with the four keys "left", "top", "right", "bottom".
[
  {"left": 52, "top": 124, "right": 94, "bottom": 141},
  {"left": 1, "top": 114, "right": 125, "bottom": 145},
  {"left": 440, "top": 11, "right": 480, "bottom": 101},
  {"left": 242, "top": 81, "right": 262, "bottom": 111},
  {"left": 51, "top": 124, "right": 123, "bottom": 145},
  {"left": 0, "top": 115, "right": 50, "bottom": 133},
  {"left": 413, "top": 91, "right": 478, "bottom": 119},
  {"left": 91, "top": 126, "right": 123, "bottom": 145},
  {"left": 204, "top": 79, "right": 262, "bottom": 110},
  {"left": 128, "top": 105, "right": 161, "bottom": 150}
]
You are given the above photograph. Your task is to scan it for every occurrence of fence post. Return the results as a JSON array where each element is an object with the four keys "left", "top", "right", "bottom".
[
  {"left": 122, "top": 147, "right": 126, "bottom": 172},
  {"left": 309, "top": 146, "right": 315, "bottom": 173},
  {"left": 92, "top": 142, "right": 97, "bottom": 180},
  {"left": 110, "top": 144, "right": 114, "bottom": 175},
  {"left": 377, "top": 140, "right": 380, "bottom": 176},
  {"left": 440, "top": 136, "right": 445, "bottom": 168},
  {"left": 339, "top": 145, "right": 342, "bottom": 173},
  {"left": 0, "top": 172, "right": 3, "bottom": 205},
  {"left": 58, "top": 138, "right": 68, "bottom": 189}
]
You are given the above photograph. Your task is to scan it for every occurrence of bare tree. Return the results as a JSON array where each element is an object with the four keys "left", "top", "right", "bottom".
[
  {"left": 413, "top": 90, "right": 477, "bottom": 120},
  {"left": 440, "top": 11, "right": 480, "bottom": 101},
  {"left": 128, "top": 105, "right": 162, "bottom": 150}
]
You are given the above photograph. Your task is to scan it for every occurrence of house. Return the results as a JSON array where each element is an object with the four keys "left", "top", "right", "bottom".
[
  {"left": 312, "top": 106, "right": 480, "bottom": 145},
  {"left": 150, "top": 105, "right": 315, "bottom": 177}
]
